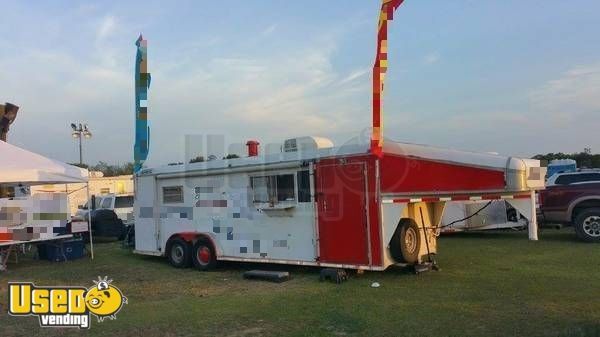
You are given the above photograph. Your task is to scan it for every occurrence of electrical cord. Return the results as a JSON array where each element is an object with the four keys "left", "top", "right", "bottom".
[{"left": 439, "top": 201, "right": 493, "bottom": 229}]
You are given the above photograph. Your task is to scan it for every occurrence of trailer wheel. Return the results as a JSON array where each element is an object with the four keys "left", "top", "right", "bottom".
[
  {"left": 166, "top": 237, "right": 192, "bottom": 268},
  {"left": 390, "top": 219, "right": 422, "bottom": 264},
  {"left": 574, "top": 208, "right": 600, "bottom": 242},
  {"left": 389, "top": 220, "right": 405, "bottom": 263},
  {"left": 400, "top": 219, "right": 422, "bottom": 264},
  {"left": 192, "top": 239, "right": 217, "bottom": 271}
]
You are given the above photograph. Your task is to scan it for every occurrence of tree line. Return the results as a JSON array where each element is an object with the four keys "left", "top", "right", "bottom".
[
  {"left": 70, "top": 154, "right": 241, "bottom": 176},
  {"left": 69, "top": 162, "right": 134, "bottom": 177},
  {"left": 532, "top": 149, "right": 600, "bottom": 168}
]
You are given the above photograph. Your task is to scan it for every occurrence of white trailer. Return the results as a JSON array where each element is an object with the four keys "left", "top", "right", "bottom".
[{"left": 134, "top": 137, "right": 545, "bottom": 271}]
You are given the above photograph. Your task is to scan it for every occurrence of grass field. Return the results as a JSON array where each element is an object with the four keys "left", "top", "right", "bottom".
[{"left": 1, "top": 228, "right": 599, "bottom": 337}]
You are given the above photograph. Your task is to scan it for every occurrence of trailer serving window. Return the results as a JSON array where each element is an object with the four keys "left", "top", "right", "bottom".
[
  {"left": 277, "top": 175, "right": 295, "bottom": 201},
  {"left": 163, "top": 186, "right": 184, "bottom": 203},
  {"left": 251, "top": 176, "right": 273, "bottom": 202},
  {"left": 251, "top": 174, "right": 296, "bottom": 203},
  {"left": 297, "top": 170, "right": 311, "bottom": 202}
]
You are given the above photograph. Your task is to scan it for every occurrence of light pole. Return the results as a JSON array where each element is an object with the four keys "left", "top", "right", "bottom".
[{"left": 70, "top": 123, "right": 92, "bottom": 165}]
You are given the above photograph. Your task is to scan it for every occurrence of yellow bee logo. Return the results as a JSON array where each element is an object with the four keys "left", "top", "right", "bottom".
[{"left": 85, "top": 277, "right": 127, "bottom": 321}]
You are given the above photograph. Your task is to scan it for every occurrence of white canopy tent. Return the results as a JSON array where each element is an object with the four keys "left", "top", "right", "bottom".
[
  {"left": 0, "top": 140, "right": 94, "bottom": 259},
  {"left": 0, "top": 140, "right": 88, "bottom": 184}
]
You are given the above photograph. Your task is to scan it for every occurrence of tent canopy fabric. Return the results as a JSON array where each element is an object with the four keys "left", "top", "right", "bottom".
[{"left": 0, "top": 141, "right": 88, "bottom": 185}]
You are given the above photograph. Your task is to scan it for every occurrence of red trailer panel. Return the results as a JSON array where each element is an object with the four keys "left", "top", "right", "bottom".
[
  {"left": 316, "top": 160, "right": 370, "bottom": 265},
  {"left": 380, "top": 154, "right": 506, "bottom": 194}
]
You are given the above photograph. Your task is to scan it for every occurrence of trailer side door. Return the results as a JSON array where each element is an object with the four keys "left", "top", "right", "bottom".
[{"left": 316, "top": 161, "right": 369, "bottom": 265}]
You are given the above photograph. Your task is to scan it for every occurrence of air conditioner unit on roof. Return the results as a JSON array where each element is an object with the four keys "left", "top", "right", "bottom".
[{"left": 283, "top": 136, "right": 334, "bottom": 153}]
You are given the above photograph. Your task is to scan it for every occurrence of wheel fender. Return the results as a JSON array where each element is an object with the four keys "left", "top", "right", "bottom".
[{"left": 568, "top": 197, "right": 600, "bottom": 220}]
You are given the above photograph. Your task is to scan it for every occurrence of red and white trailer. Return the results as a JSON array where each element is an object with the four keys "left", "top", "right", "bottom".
[
  {"left": 133, "top": 0, "right": 545, "bottom": 271},
  {"left": 133, "top": 138, "right": 545, "bottom": 271}
]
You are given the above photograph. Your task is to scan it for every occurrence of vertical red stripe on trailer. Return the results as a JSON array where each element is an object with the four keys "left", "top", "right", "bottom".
[
  {"left": 371, "top": 0, "right": 405, "bottom": 157},
  {"left": 366, "top": 157, "right": 382, "bottom": 267}
]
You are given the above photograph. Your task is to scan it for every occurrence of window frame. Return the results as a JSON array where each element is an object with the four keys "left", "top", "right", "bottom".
[
  {"left": 572, "top": 173, "right": 600, "bottom": 185},
  {"left": 250, "top": 172, "right": 298, "bottom": 204},
  {"left": 297, "top": 170, "right": 311, "bottom": 203},
  {"left": 250, "top": 176, "right": 276, "bottom": 203},
  {"left": 100, "top": 197, "right": 112, "bottom": 209},
  {"left": 115, "top": 196, "right": 134, "bottom": 208},
  {"left": 555, "top": 173, "right": 600, "bottom": 185},
  {"left": 162, "top": 186, "right": 184, "bottom": 204},
  {"left": 276, "top": 174, "right": 296, "bottom": 202}
]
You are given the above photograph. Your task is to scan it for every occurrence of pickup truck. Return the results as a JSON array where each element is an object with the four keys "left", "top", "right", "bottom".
[
  {"left": 76, "top": 194, "right": 134, "bottom": 225},
  {"left": 539, "top": 171, "right": 600, "bottom": 242},
  {"left": 75, "top": 194, "right": 134, "bottom": 239}
]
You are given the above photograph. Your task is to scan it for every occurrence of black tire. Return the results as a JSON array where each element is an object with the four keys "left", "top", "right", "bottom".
[
  {"left": 166, "top": 237, "right": 192, "bottom": 268},
  {"left": 192, "top": 239, "right": 217, "bottom": 271},
  {"left": 507, "top": 208, "right": 518, "bottom": 222},
  {"left": 400, "top": 219, "right": 422, "bottom": 264},
  {"left": 389, "top": 219, "right": 422, "bottom": 264},
  {"left": 117, "top": 226, "right": 127, "bottom": 241},
  {"left": 389, "top": 220, "right": 406, "bottom": 263},
  {"left": 573, "top": 208, "right": 600, "bottom": 243},
  {"left": 91, "top": 209, "right": 115, "bottom": 224},
  {"left": 91, "top": 209, "right": 124, "bottom": 238}
]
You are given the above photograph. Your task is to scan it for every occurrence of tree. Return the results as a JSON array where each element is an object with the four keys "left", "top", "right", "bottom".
[
  {"left": 532, "top": 150, "right": 600, "bottom": 169},
  {"left": 189, "top": 156, "right": 205, "bottom": 163},
  {"left": 88, "top": 161, "right": 135, "bottom": 176},
  {"left": 119, "top": 162, "right": 134, "bottom": 175},
  {"left": 223, "top": 154, "right": 240, "bottom": 160}
]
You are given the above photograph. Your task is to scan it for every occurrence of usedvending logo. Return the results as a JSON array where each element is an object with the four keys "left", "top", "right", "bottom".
[{"left": 8, "top": 276, "right": 127, "bottom": 329}]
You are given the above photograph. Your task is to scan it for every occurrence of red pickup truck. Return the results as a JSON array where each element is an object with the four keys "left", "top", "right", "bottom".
[{"left": 539, "top": 171, "right": 600, "bottom": 242}]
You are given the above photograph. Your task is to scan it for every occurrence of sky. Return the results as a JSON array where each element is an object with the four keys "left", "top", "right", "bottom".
[{"left": 2, "top": 0, "right": 599, "bottom": 166}]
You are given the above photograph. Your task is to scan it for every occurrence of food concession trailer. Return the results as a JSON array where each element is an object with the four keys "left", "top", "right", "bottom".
[
  {"left": 132, "top": 0, "right": 545, "bottom": 271},
  {"left": 133, "top": 138, "right": 545, "bottom": 271}
]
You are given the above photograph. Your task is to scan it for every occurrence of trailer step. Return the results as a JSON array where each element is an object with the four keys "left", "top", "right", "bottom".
[{"left": 243, "top": 270, "right": 291, "bottom": 283}]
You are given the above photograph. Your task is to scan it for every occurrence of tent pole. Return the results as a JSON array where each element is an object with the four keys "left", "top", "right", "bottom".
[{"left": 86, "top": 183, "right": 94, "bottom": 259}]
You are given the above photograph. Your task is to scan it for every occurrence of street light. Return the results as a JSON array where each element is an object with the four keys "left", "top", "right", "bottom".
[{"left": 70, "top": 122, "right": 92, "bottom": 165}]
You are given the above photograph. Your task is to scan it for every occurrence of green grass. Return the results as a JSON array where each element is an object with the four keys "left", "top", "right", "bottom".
[{"left": 1, "top": 228, "right": 599, "bottom": 337}]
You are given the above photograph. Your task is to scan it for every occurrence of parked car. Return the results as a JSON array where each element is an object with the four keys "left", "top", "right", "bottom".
[{"left": 539, "top": 171, "right": 600, "bottom": 242}]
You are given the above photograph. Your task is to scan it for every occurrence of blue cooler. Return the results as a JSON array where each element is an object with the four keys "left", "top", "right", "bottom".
[{"left": 37, "top": 239, "right": 85, "bottom": 262}]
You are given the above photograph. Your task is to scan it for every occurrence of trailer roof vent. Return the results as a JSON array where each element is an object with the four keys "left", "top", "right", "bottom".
[{"left": 283, "top": 136, "right": 334, "bottom": 153}]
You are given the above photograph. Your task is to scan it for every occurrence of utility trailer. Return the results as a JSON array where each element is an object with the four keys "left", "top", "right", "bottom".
[
  {"left": 440, "top": 200, "right": 530, "bottom": 233},
  {"left": 134, "top": 137, "right": 545, "bottom": 271}
]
